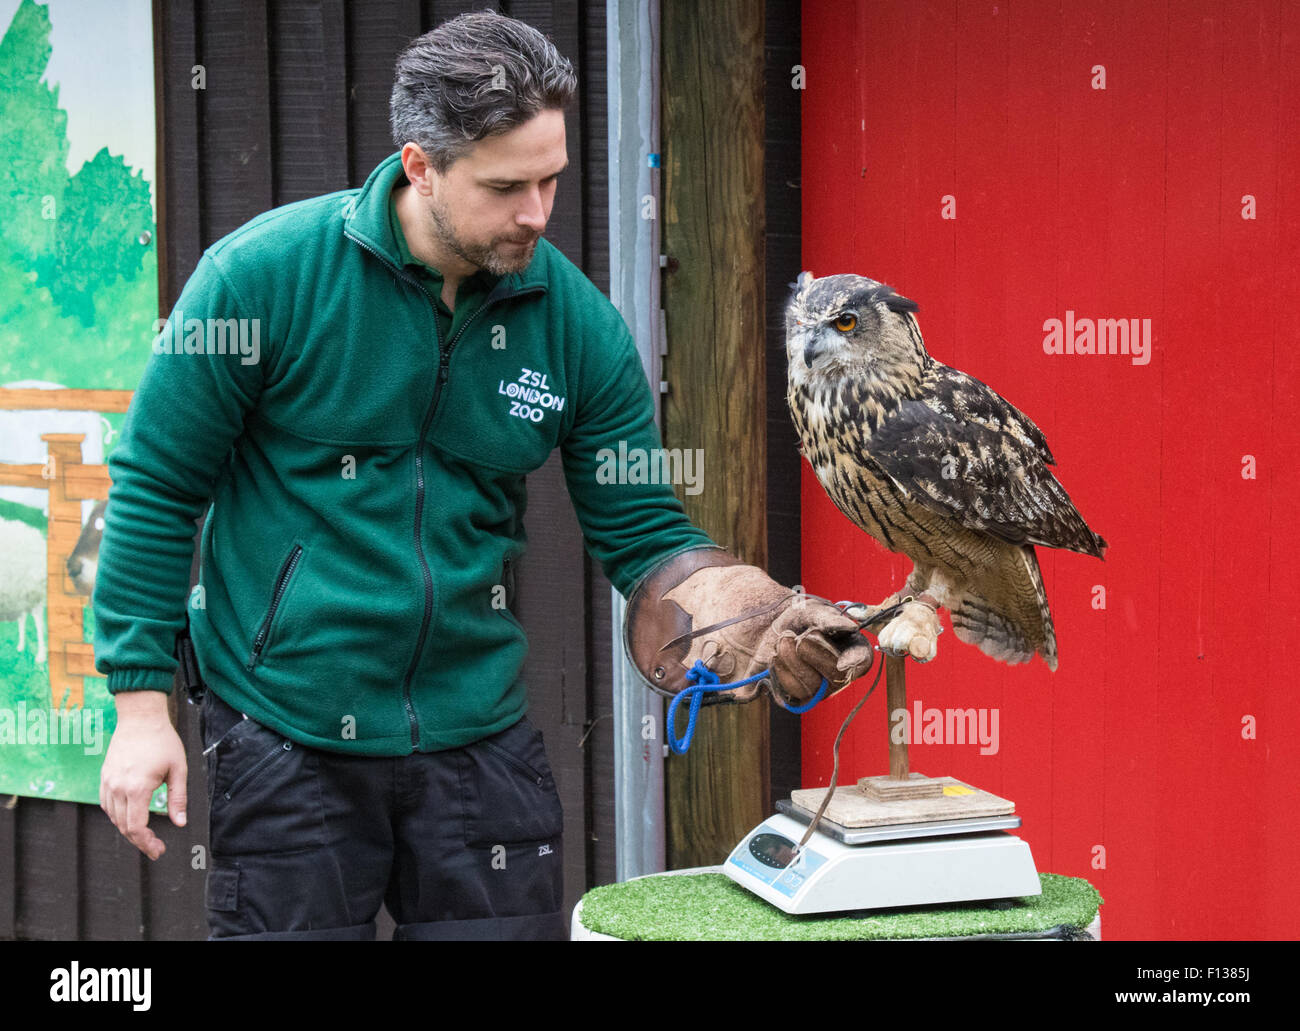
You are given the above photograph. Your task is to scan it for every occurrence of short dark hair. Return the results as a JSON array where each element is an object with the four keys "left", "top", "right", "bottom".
[{"left": 390, "top": 10, "right": 577, "bottom": 173}]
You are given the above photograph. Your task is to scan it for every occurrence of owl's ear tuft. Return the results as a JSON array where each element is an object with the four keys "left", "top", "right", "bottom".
[
  {"left": 884, "top": 293, "right": 919, "bottom": 315},
  {"left": 787, "top": 272, "right": 814, "bottom": 312}
]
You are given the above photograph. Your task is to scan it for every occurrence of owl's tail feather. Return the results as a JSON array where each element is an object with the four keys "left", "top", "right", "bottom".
[{"left": 949, "top": 546, "right": 1059, "bottom": 672}]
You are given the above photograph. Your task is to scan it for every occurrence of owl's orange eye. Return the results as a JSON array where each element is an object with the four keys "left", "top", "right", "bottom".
[{"left": 834, "top": 312, "right": 857, "bottom": 332}]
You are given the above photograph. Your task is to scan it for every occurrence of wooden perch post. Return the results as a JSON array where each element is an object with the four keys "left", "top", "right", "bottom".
[{"left": 858, "top": 652, "right": 944, "bottom": 801}]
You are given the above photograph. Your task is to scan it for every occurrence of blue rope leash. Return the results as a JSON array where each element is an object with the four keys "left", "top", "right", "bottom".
[
  {"left": 666, "top": 660, "right": 830, "bottom": 754},
  {"left": 780, "top": 679, "right": 830, "bottom": 715}
]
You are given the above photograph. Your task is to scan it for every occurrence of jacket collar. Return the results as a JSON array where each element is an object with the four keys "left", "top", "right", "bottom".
[{"left": 343, "top": 152, "right": 549, "bottom": 297}]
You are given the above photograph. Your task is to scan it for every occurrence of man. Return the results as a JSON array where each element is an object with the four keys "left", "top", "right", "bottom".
[{"left": 95, "top": 11, "right": 924, "bottom": 941}]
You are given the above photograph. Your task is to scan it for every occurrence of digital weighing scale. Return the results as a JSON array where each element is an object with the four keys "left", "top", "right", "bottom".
[
  {"left": 725, "top": 796, "right": 1040, "bottom": 915},
  {"left": 724, "top": 654, "right": 1043, "bottom": 915}
]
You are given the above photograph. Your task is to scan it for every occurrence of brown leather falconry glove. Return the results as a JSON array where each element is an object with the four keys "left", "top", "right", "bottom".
[{"left": 623, "top": 547, "right": 875, "bottom": 708}]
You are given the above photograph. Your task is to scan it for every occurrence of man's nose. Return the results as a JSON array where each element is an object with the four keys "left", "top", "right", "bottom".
[{"left": 516, "top": 186, "right": 547, "bottom": 232}]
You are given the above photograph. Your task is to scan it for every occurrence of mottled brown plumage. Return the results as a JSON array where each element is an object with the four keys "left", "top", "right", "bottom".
[{"left": 785, "top": 272, "right": 1107, "bottom": 671}]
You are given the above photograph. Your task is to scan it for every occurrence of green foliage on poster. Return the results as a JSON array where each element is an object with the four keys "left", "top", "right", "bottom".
[{"left": 0, "top": 0, "right": 157, "bottom": 387}]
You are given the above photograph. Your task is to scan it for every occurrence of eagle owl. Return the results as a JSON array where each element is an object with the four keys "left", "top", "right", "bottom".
[{"left": 785, "top": 272, "right": 1106, "bottom": 671}]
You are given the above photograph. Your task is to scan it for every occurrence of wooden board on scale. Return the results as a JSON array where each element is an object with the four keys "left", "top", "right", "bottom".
[{"left": 789, "top": 775, "right": 1016, "bottom": 828}]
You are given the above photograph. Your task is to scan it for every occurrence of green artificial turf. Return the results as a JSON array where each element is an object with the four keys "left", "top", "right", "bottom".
[{"left": 579, "top": 872, "right": 1103, "bottom": 941}]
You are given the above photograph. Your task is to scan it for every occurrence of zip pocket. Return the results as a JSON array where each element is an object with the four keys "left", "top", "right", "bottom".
[
  {"left": 246, "top": 544, "right": 304, "bottom": 670},
  {"left": 502, "top": 556, "right": 517, "bottom": 611},
  {"left": 465, "top": 720, "right": 562, "bottom": 846},
  {"left": 494, "top": 556, "right": 524, "bottom": 635},
  {"left": 482, "top": 737, "right": 548, "bottom": 788},
  {"left": 221, "top": 738, "right": 294, "bottom": 801}
]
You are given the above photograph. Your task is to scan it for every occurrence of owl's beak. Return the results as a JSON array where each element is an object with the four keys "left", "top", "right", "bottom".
[{"left": 803, "top": 337, "right": 822, "bottom": 368}]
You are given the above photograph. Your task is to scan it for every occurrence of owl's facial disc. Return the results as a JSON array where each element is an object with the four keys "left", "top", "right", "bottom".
[
  {"left": 801, "top": 310, "right": 857, "bottom": 367},
  {"left": 788, "top": 272, "right": 862, "bottom": 372}
]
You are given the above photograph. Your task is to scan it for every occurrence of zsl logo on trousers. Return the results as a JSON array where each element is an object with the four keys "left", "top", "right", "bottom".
[{"left": 498, "top": 367, "right": 567, "bottom": 423}]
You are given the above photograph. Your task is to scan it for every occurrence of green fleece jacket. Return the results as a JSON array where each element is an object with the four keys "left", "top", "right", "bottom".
[{"left": 93, "top": 152, "right": 714, "bottom": 755}]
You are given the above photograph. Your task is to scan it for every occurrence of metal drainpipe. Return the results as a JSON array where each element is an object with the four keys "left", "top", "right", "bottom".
[{"left": 607, "top": 0, "right": 666, "bottom": 881}]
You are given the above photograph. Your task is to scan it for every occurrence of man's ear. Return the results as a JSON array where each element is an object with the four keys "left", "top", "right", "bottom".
[{"left": 400, "top": 142, "right": 437, "bottom": 197}]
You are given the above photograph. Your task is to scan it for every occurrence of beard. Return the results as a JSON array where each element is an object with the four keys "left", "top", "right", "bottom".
[{"left": 427, "top": 195, "right": 538, "bottom": 276}]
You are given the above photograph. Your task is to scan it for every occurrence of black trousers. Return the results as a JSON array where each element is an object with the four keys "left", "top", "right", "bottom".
[{"left": 199, "top": 686, "right": 567, "bottom": 940}]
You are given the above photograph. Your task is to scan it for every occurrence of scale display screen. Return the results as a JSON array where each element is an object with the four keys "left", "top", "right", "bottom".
[
  {"left": 728, "top": 822, "right": 828, "bottom": 899},
  {"left": 748, "top": 832, "right": 797, "bottom": 869}
]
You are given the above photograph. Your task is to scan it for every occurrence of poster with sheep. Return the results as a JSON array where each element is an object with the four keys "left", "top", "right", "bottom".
[{"left": 0, "top": 0, "right": 163, "bottom": 812}]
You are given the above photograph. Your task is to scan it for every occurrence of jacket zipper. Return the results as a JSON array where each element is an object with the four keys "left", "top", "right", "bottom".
[
  {"left": 246, "top": 544, "right": 303, "bottom": 670},
  {"left": 344, "top": 227, "right": 543, "bottom": 749},
  {"left": 398, "top": 295, "right": 522, "bottom": 746}
]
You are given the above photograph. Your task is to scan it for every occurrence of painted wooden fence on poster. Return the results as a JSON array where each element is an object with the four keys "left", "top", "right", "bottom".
[{"left": 0, "top": 387, "right": 129, "bottom": 708}]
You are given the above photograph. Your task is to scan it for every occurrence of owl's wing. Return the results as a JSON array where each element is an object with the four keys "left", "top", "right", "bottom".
[
  {"left": 866, "top": 367, "right": 1106, "bottom": 557},
  {"left": 925, "top": 363, "right": 1058, "bottom": 464}
]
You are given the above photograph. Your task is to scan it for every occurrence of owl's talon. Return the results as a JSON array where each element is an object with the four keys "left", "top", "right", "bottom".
[
  {"left": 875, "top": 601, "right": 942, "bottom": 664},
  {"left": 841, "top": 602, "right": 871, "bottom": 623}
]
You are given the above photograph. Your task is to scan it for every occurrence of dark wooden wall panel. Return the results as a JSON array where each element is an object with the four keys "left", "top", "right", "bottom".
[
  {"left": 514, "top": 456, "right": 590, "bottom": 904},
  {"left": 0, "top": 798, "right": 14, "bottom": 938},
  {"left": 14, "top": 802, "right": 78, "bottom": 938},
  {"left": 578, "top": 0, "right": 607, "bottom": 294},
  {"left": 578, "top": 0, "right": 615, "bottom": 888},
  {"left": 80, "top": 802, "right": 145, "bottom": 940},
  {"left": 345, "top": 0, "right": 421, "bottom": 183},
  {"left": 157, "top": 0, "right": 203, "bottom": 308},
  {"left": 201, "top": 0, "right": 275, "bottom": 238},
  {"left": 764, "top": 0, "right": 802, "bottom": 811},
  {"left": 269, "top": 0, "right": 350, "bottom": 201}
]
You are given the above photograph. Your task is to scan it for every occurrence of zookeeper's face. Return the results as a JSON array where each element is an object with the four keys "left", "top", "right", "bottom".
[{"left": 423, "top": 108, "right": 568, "bottom": 276}]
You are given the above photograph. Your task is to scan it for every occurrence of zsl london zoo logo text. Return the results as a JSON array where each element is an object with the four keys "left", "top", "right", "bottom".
[{"left": 499, "top": 366, "right": 566, "bottom": 423}]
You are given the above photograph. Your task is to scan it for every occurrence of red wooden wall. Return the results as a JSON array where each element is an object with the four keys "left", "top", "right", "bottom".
[{"left": 798, "top": 0, "right": 1299, "bottom": 940}]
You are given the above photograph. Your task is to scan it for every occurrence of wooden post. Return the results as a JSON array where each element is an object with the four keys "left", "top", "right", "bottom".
[
  {"left": 661, "top": 0, "right": 769, "bottom": 868},
  {"left": 858, "top": 653, "right": 943, "bottom": 801},
  {"left": 886, "top": 654, "right": 909, "bottom": 779}
]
